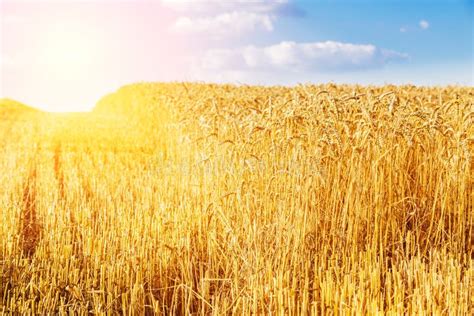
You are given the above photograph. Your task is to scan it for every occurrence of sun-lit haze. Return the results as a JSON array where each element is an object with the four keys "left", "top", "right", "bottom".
[
  {"left": 1, "top": 1, "right": 188, "bottom": 111},
  {"left": 1, "top": 2, "right": 473, "bottom": 314},
  {"left": 1, "top": 0, "right": 473, "bottom": 112}
]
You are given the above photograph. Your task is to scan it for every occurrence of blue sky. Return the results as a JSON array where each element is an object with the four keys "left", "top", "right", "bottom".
[
  {"left": 277, "top": 1, "right": 472, "bottom": 63},
  {"left": 1, "top": 0, "right": 472, "bottom": 111},
  {"left": 209, "top": 0, "right": 473, "bottom": 85}
]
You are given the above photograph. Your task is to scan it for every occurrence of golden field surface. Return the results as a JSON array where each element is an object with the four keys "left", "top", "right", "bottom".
[{"left": 0, "top": 83, "right": 473, "bottom": 314}]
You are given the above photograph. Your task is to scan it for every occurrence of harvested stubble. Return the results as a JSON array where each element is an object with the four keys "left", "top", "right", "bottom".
[{"left": 0, "top": 83, "right": 473, "bottom": 314}]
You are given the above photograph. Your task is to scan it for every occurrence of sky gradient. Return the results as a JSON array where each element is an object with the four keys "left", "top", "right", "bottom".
[{"left": 1, "top": 0, "right": 473, "bottom": 112}]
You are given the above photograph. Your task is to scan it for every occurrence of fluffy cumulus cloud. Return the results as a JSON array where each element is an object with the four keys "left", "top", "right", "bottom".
[
  {"left": 164, "top": 0, "right": 289, "bottom": 36},
  {"left": 199, "top": 41, "right": 409, "bottom": 72},
  {"left": 419, "top": 20, "right": 430, "bottom": 30},
  {"left": 173, "top": 11, "right": 274, "bottom": 35},
  {"left": 161, "top": 0, "right": 288, "bottom": 13}
]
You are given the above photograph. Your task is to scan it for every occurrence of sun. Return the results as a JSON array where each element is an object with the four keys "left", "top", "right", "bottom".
[
  {"left": 39, "top": 22, "right": 101, "bottom": 76},
  {"left": 33, "top": 21, "right": 104, "bottom": 112}
]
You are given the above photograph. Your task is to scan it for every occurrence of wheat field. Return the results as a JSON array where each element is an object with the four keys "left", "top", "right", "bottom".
[{"left": 0, "top": 83, "right": 473, "bottom": 314}]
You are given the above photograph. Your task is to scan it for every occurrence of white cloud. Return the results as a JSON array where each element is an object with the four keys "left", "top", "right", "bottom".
[
  {"left": 198, "top": 41, "right": 408, "bottom": 72},
  {"left": 164, "top": 0, "right": 289, "bottom": 36},
  {"left": 161, "top": 0, "right": 288, "bottom": 14},
  {"left": 400, "top": 27, "right": 407, "bottom": 33},
  {"left": 419, "top": 20, "right": 430, "bottom": 30},
  {"left": 173, "top": 11, "right": 274, "bottom": 35}
]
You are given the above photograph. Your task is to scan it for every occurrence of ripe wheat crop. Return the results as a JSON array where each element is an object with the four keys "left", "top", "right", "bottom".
[{"left": 0, "top": 83, "right": 473, "bottom": 314}]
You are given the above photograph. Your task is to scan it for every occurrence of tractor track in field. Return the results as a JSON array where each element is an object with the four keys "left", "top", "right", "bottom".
[
  {"left": 53, "top": 141, "right": 66, "bottom": 201},
  {"left": 51, "top": 121, "right": 84, "bottom": 259},
  {"left": 19, "top": 140, "right": 42, "bottom": 257}
]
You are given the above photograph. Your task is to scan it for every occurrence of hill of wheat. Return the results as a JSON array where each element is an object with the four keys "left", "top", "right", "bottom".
[{"left": 1, "top": 83, "right": 473, "bottom": 314}]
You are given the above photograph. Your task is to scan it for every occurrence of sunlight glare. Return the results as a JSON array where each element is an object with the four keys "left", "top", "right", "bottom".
[{"left": 35, "top": 22, "right": 104, "bottom": 112}]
